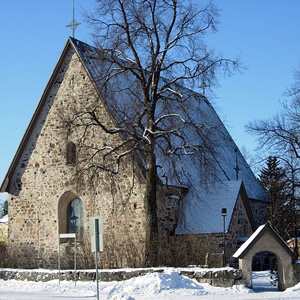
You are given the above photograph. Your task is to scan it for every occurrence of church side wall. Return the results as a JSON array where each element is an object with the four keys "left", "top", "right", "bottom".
[
  {"left": 157, "top": 194, "right": 254, "bottom": 267},
  {"left": 7, "top": 47, "right": 148, "bottom": 269}
]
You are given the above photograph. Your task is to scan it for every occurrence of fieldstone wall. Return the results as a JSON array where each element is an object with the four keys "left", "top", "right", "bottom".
[
  {"left": 0, "top": 268, "right": 244, "bottom": 288},
  {"left": 225, "top": 194, "right": 253, "bottom": 265},
  {"left": 156, "top": 185, "right": 186, "bottom": 234},
  {"left": 7, "top": 46, "right": 150, "bottom": 269}
]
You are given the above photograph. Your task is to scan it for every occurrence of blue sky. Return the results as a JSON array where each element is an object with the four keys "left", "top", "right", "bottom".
[{"left": 0, "top": 0, "right": 300, "bottom": 184}]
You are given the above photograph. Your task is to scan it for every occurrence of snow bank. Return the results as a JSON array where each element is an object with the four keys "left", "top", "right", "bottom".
[
  {"left": 0, "top": 269, "right": 252, "bottom": 300},
  {"left": 3, "top": 271, "right": 299, "bottom": 299}
]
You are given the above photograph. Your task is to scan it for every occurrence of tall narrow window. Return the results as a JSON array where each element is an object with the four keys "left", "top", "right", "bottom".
[
  {"left": 66, "top": 142, "right": 76, "bottom": 165},
  {"left": 67, "top": 198, "right": 84, "bottom": 241}
]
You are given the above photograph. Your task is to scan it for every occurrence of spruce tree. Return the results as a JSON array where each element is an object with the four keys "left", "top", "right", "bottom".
[
  {"left": 0, "top": 201, "right": 7, "bottom": 218},
  {"left": 2, "top": 201, "right": 7, "bottom": 216},
  {"left": 259, "top": 156, "right": 289, "bottom": 238}
]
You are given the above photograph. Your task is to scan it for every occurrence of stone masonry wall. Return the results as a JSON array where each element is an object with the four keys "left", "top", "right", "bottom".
[
  {"left": 7, "top": 46, "right": 149, "bottom": 269},
  {"left": 0, "top": 268, "right": 244, "bottom": 288},
  {"left": 156, "top": 185, "right": 185, "bottom": 234},
  {"left": 226, "top": 194, "right": 253, "bottom": 264},
  {"left": 157, "top": 193, "right": 254, "bottom": 268}
]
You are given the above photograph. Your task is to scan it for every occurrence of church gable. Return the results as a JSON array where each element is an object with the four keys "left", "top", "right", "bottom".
[
  {"left": 4, "top": 39, "right": 149, "bottom": 268},
  {"left": 6, "top": 44, "right": 78, "bottom": 195},
  {"left": 226, "top": 184, "right": 255, "bottom": 255},
  {"left": 4, "top": 39, "right": 141, "bottom": 195}
]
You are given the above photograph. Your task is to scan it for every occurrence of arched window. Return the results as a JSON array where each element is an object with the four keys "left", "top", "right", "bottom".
[
  {"left": 58, "top": 192, "right": 84, "bottom": 242},
  {"left": 66, "top": 142, "right": 76, "bottom": 165},
  {"left": 67, "top": 198, "right": 84, "bottom": 241}
]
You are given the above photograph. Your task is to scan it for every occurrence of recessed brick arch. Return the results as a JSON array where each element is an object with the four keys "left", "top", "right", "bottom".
[{"left": 233, "top": 222, "right": 297, "bottom": 291}]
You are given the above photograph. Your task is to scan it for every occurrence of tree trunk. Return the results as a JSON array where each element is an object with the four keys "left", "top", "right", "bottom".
[{"left": 144, "top": 141, "right": 158, "bottom": 266}]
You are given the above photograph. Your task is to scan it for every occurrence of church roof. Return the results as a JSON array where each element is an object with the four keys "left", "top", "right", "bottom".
[
  {"left": 1, "top": 37, "right": 266, "bottom": 234},
  {"left": 176, "top": 180, "right": 255, "bottom": 234},
  {"left": 69, "top": 38, "right": 266, "bottom": 233}
]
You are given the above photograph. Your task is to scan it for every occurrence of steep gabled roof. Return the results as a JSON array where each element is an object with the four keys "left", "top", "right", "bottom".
[
  {"left": 69, "top": 38, "right": 267, "bottom": 199},
  {"left": 233, "top": 222, "right": 296, "bottom": 259}
]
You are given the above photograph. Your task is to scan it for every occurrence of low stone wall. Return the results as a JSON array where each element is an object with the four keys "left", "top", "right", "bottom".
[
  {"left": 0, "top": 268, "right": 244, "bottom": 288},
  {"left": 181, "top": 268, "right": 244, "bottom": 287}
]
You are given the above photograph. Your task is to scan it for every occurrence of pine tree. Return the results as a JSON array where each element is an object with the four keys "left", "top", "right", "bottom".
[{"left": 259, "top": 156, "right": 289, "bottom": 238}]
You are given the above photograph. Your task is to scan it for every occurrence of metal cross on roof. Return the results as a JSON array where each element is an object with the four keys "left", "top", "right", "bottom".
[
  {"left": 199, "top": 81, "right": 210, "bottom": 97},
  {"left": 234, "top": 148, "right": 241, "bottom": 181},
  {"left": 66, "top": 0, "right": 81, "bottom": 38}
]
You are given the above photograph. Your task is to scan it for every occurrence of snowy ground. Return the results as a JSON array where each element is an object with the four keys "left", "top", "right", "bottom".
[{"left": 0, "top": 270, "right": 299, "bottom": 300}]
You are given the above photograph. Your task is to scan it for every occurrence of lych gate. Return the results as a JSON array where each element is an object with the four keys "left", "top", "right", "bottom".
[{"left": 233, "top": 222, "right": 297, "bottom": 291}]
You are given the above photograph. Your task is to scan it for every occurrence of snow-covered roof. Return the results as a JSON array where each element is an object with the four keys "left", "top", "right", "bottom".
[
  {"left": 287, "top": 237, "right": 300, "bottom": 243},
  {"left": 70, "top": 38, "right": 266, "bottom": 234},
  {"left": 176, "top": 180, "right": 242, "bottom": 234},
  {"left": 233, "top": 224, "right": 265, "bottom": 258},
  {"left": 0, "top": 214, "right": 8, "bottom": 224},
  {"left": 233, "top": 222, "right": 295, "bottom": 259}
]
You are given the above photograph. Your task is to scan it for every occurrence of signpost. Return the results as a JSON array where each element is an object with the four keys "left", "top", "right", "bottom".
[
  {"left": 58, "top": 233, "right": 77, "bottom": 286},
  {"left": 89, "top": 216, "right": 104, "bottom": 300}
]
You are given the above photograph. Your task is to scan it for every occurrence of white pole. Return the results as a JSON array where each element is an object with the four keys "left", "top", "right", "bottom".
[
  {"left": 95, "top": 219, "right": 99, "bottom": 300},
  {"left": 58, "top": 236, "right": 61, "bottom": 285},
  {"left": 74, "top": 234, "right": 77, "bottom": 286}
]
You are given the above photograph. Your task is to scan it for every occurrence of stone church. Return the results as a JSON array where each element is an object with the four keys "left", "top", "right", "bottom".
[{"left": 0, "top": 37, "right": 268, "bottom": 269}]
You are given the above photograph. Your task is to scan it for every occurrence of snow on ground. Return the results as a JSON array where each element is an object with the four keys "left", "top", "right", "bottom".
[
  {"left": 0, "top": 214, "right": 7, "bottom": 224},
  {"left": 0, "top": 270, "right": 300, "bottom": 300}
]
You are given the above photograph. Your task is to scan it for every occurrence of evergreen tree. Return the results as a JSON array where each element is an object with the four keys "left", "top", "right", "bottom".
[
  {"left": 0, "top": 201, "right": 8, "bottom": 218},
  {"left": 259, "top": 156, "right": 289, "bottom": 238},
  {"left": 2, "top": 201, "right": 7, "bottom": 216}
]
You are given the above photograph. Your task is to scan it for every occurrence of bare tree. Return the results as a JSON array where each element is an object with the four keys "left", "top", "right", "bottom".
[
  {"left": 66, "top": 0, "right": 239, "bottom": 265},
  {"left": 247, "top": 100, "right": 300, "bottom": 160},
  {"left": 247, "top": 68, "right": 300, "bottom": 251}
]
